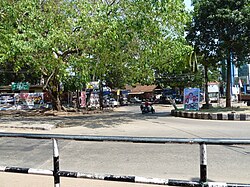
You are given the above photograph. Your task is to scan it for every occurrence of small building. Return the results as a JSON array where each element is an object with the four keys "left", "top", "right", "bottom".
[
  {"left": 128, "top": 84, "right": 162, "bottom": 101},
  {"left": 0, "top": 84, "right": 44, "bottom": 93},
  {"left": 0, "top": 84, "right": 51, "bottom": 110}
]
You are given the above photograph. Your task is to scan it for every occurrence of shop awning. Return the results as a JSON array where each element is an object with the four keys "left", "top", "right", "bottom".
[{"left": 128, "top": 92, "right": 144, "bottom": 95}]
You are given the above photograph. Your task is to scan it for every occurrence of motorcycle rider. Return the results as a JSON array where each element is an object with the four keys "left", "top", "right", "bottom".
[
  {"left": 145, "top": 99, "right": 150, "bottom": 112},
  {"left": 140, "top": 99, "right": 155, "bottom": 113}
]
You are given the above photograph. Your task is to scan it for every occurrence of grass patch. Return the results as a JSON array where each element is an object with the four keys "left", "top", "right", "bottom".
[{"left": 176, "top": 106, "right": 250, "bottom": 113}]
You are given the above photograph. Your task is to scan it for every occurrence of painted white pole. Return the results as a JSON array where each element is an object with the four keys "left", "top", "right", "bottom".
[
  {"left": 200, "top": 143, "right": 207, "bottom": 183},
  {"left": 53, "top": 138, "right": 60, "bottom": 187}
]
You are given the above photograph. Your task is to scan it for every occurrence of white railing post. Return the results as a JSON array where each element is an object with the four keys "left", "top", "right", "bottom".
[
  {"left": 200, "top": 143, "right": 207, "bottom": 183},
  {"left": 53, "top": 138, "right": 60, "bottom": 187}
]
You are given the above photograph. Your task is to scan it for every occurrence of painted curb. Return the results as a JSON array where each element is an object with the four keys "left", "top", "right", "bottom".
[
  {"left": 171, "top": 110, "right": 250, "bottom": 121},
  {"left": 1, "top": 166, "right": 249, "bottom": 187}
]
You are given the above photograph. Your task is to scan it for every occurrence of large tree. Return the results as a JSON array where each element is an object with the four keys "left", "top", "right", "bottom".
[
  {"left": 0, "top": 0, "right": 191, "bottom": 110},
  {"left": 0, "top": 0, "right": 79, "bottom": 110},
  {"left": 188, "top": 0, "right": 250, "bottom": 107}
]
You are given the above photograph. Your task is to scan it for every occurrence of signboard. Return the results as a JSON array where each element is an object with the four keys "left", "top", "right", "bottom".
[
  {"left": 238, "top": 64, "right": 249, "bottom": 77},
  {"left": 81, "top": 91, "right": 86, "bottom": 107},
  {"left": 17, "top": 93, "right": 44, "bottom": 106},
  {"left": 208, "top": 84, "right": 219, "bottom": 93},
  {"left": 184, "top": 88, "right": 200, "bottom": 111},
  {"left": 0, "top": 93, "right": 51, "bottom": 110},
  {"left": 89, "top": 92, "right": 99, "bottom": 108},
  {"left": 11, "top": 82, "right": 30, "bottom": 91},
  {"left": 86, "top": 81, "right": 99, "bottom": 90},
  {"left": 0, "top": 94, "right": 15, "bottom": 105}
]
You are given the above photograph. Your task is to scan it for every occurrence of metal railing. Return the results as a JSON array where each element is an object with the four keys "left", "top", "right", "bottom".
[{"left": 0, "top": 132, "right": 250, "bottom": 187}]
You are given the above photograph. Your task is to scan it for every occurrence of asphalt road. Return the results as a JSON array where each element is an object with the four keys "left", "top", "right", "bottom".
[{"left": 0, "top": 104, "right": 250, "bottom": 184}]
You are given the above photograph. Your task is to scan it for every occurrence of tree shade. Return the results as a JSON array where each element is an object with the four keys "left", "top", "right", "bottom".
[
  {"left": 187, "top": 0, "right": 250, "bottom": 107},
  {"left": 0, "top": 0, "right": 191, "bottom": 110}
]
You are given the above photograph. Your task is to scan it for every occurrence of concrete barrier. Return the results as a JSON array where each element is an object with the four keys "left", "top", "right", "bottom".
[{"left": 171, "top": 110, "right": 250, "bottom": 121}]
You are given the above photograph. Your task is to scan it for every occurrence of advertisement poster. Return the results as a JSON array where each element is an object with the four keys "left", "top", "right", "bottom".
[
  {"left": 89, "top": 92, "right": 99, "bottom": 108},
  {"left": 184, "top": 88, "right": 200, "bottom": 111},
  {"left": 17, "top": 93, "right": 44, "bottom": 105},
  {"left": 81, "top": 91, "right": 86, "bottom": 107},
  {"left": 0, "top": 94, "right": 15, "bottom": 105},
  {"left": 0, "top": 93, "right": 46, "bottom": 110}
]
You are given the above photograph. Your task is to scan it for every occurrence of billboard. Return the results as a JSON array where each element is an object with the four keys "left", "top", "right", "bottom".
[
  {"left": 17, "top": 93, "right": 44, "bottom": 105},
  {"left": 184, "top": 88, "right": 200, "bottom": 111},
  {"left": 81, "top": 91, "right": 86, "bottom": 107},
  {"left": 0, "top": 93, "right": 49, "bottom": 110}
]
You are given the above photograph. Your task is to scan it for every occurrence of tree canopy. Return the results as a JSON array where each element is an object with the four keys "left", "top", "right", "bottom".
[
  {"left": 0, "top": 0, "right": 192, "bottom": 110},
  {"left": 187, "top": 0, "right": 250, "bottom": 107}
]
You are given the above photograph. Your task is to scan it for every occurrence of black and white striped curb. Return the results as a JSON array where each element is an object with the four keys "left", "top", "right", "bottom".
[
  {"left": 59, "top": 171, "right": 169, "bottom": 185},
  {"left": 0, "top": 166, "right": 53, "bottom": 175},
  {"left": 1, "top": 166, "right": 250, "bottom": 187},
  {"left": 171, "top": 110, "right": 250, "bottom": 121},
  {"left": 0, "top": 166, "right": 169, "bottom": 185}
]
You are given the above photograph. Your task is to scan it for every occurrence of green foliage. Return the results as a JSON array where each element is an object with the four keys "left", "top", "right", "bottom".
[
  {"left": 188, "top": 0, "right": 250, "bottom": 60},
  {"left": 0, "top": 0, "right": 192, "bottom": 110},
  {"left": 187, "top": 0, "right": 250, "bottom": 107}
]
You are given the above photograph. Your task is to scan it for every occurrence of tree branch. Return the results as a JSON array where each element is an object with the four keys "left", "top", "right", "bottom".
[
  {"left": 106, "top": 0, "right": 118, "bottom": 16},
  {"left": 61, "top": 48, "right": 82, "bottom": 59},
  {"left": 43, "top": 69, "right": 55, "bottom": 90}
]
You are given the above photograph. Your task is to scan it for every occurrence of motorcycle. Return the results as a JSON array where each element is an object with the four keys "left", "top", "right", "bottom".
[{"left": 140, "top": 104, "right": 155, "bottom": 114}]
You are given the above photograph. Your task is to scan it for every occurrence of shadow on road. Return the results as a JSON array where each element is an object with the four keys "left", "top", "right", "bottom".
[
  {"left": 0, "top": 108, "right": 173, "bottom": 129},
  {"left": 58, "top": 110, "right": 172, "bottom": 129}
]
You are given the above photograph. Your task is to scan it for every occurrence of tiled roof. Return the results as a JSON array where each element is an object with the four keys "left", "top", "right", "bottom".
[
  {"left": 208, "top": 82, "right": 219, "bottom": 85},
  {"left": 131, "top": 85, "right": 159, "bottom": 93}
]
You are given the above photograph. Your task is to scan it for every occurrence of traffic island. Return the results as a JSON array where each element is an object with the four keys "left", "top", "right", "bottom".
[{"left": 171, "top": 109, "right": 250, "bottom": 121}]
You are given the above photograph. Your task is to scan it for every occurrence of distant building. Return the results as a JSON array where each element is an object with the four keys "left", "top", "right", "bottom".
[
  {"left": 208, "top": 82, "right": 219, "bottom": 103},
  {"left": 0, "top": 84, "right": 43, "bottom": 93},
  {"left": 238, "top": 64, "right": 250, "bottom": 94},
  {"left": 128, "top": 84, "right": 162, "bottom": 100}
]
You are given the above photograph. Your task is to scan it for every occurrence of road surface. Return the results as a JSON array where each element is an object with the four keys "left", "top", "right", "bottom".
[{"left": 0, "top": 104, "right": 250, "bottom": 185}]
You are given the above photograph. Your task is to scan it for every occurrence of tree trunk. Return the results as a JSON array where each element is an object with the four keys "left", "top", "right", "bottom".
[
  {"left": 43, "top": 67, "right": 62, "bottom": 111},
  {"left": 204, "top": 65, "right": 210, "bottom": 106},
  {"left": 47, "top": 79, "right": 62, "bottom": 111},
  {"left": 50, "top": 86, "right": 62, "bottom": 111},
  {"left": 54, "top": 93, "right": 62, "bottom": 111},
  {"left": 46, "top": 87, "right": 62, "bottom": 111},
  {"left": 99, "top": 80, "right": 103, "bottom": 110},
  {"left": 76, "top": 89, "right": 80, "bottom": 110},
  {"left": 226, "top": 50, "right": 232, "bottom": 107}
]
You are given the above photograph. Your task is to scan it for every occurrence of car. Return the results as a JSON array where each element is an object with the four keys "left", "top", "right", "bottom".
[
  {"left": 155, "top": 96, "right": 171, "bottom": 104},
  {"left": 129, "top": 97, "right": 142, "bottom": 104},
  {"left": 109, "top": 98, "right": 119, "bottom": 107},
  {"left": 174, "top": 95, "right": 183, "bottom": 104},
  {"left": 119, "top": 97, "right": 128, "bottom": 106},
  {"left": 103, "top": 99, "right": 110, "bottom": 108}
]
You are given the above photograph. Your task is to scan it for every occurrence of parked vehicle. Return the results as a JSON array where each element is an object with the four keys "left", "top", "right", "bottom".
[
  {"left": 103, "top": 99, "right": 110, "bottom": 108},
  {"left": 119, "top": 97, "right": 128, "bottom": 106},
  {"left": 109, "top": 98, "right": 119, "bottom": 107},
  {"left": 130, "top": 97, "right": 142, "bottom": 104},
  {"left": 239, "top": 94, "right": 250, "bottom": 106},
  {"left": 174, "top": 95, "right": 183, "bottom": 104},
  {"left": 155, "top": 96, "right": 171, "bottom": 104}
]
